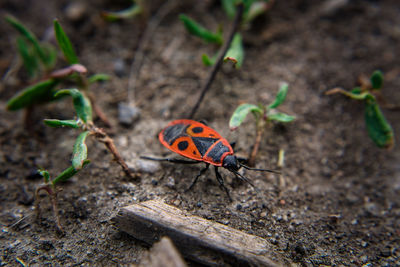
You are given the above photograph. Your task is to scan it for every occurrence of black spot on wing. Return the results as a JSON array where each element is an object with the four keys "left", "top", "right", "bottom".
[
  {"left": 205, "top": 141, "right": 230, "bottom": 163},
  {"left": 192, "top": 127, "right": 203, "bottom": 133},
  {"left": 177, "top": 140, "right": 189, "bottom": 151},
  {"left": 163, "top": 124, "right": 189, "bottom": 145},
  {"left": 192, "top": 137, "right": 219, "bottom": 156}
]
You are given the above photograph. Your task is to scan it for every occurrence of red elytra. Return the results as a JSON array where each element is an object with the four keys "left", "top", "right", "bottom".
[{"left": 159, "top": 119, "right": 234, "bottom": 167}]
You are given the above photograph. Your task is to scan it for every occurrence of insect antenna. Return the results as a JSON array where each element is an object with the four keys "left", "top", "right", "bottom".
[
  {"left": 230, "top": 169, "right": 255, "bottom": 188},
  {"left": 230, "top": 169, "right": 262, "bottom": 194},
  {"left": 238, "top": 162, "right": 281, "bottom": 174}
]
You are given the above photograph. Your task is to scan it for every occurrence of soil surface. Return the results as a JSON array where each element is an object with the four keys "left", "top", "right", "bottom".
[{"left": 1, "top": 0, "right": 399, "bottom": 266}]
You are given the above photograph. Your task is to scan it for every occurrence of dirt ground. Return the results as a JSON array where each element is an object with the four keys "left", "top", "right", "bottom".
[{"left": 1, "top": 0, "right": 399, "bottom": 266}]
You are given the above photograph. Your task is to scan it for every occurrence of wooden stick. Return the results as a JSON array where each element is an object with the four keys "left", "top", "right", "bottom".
[
  {"left": 189, "top": 3, "right": 244, "bottom": 119},
  {"left": 139, "top": 237, "right": 187, "bottom": 267},
  {"left": 113, "top": 200, "right": 282, "bottom": 266}
]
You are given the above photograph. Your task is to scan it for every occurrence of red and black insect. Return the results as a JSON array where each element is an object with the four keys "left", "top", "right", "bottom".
[{"left": 142, "top": 119, "right": 278, "bottom": 200}]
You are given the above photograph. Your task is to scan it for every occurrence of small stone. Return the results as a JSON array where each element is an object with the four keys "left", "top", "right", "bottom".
[
  {"left": 38, "top": 239, "right": 54, "bottom": 251},
  {"left": 65, "top": 2, "right": 87, "bottom": 21},
  {"left": 361, "top": 241, "right": 368, "bottom": 247},
  {"left": 118, "top": 103, "right": 141, "bottom": 126},
  {"left": 173, "top": 199, "right": 181, "bottom": 206},
  {"left": 236, "top": 204, "right": 242, "bottom": 210},
  {"left": 136, "top": 159, "right": 160, "bottom": 173},
  {"left": 165, "top": 176, "right": 176, "bottom": 189},
  {"left": 151, "top": 179, "right": 158, "bottom": 186},
  {"left": 196, "top": 202, "right": 202, "bottom": 208},
  {"left": 380, "top": 246, "right": 392, "bottom": 257},
  {"left": 270, "top": 238, "right": 278, "bottom": 245},
  {"left": 113, "top": 59, "right": 126, "bottom": 77},
  {"left": 351, "top": 219, "right": 358, "bottom": 225},
  {"left": 360, "top": 255, "right": 368, "bottom": 263}
]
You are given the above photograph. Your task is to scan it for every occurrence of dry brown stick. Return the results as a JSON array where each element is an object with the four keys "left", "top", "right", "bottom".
[
  {"left": 91, "top": 127, "right": 136, "bottom": 179},
  {"left": 127, "top": 0, "right": 178, "bottom": 105},
  {"left": 139, "top": 237, "right": 187, "bottom": 267},
  {"left": 87, "top": 94, "right": 112, "bottom": 128},
  {"left": 189, "top": 3, "right": 244, "bottom": 119},
  {"left": 113, "top": 200, "right": 283, "bottom": 266}
]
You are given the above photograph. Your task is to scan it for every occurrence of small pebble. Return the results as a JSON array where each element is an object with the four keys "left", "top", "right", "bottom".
[
  {"left": 165, "top": 176, "right": 176, "bottom": 189},
  {"left": 65, "top": 2, "right": 87, "bottom": 21},
  {"left": 113, "top": 59, "right": 126, "bottom": 77},
  {"left": 118, "top": 103, "right": 141, "bottom": 127},
  {"left": 136, "top": 159, "right": 160, "bottom": 173}
]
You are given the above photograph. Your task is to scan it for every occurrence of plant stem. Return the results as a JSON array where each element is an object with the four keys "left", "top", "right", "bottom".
[
  {"left": 91, "top": 127, "right": 136, "bottom": 179},
  {"left": 189, "top": 3, "right": 244, "bottom": 119},
  {"left": 35, "top": 184, "right": 63, "bottom": 232},
  {"left": 248, "top": 119, "right": 265, "bottom": 167},
  {"left": 87, "top": 93, "right": 112, "bottom": 128}
]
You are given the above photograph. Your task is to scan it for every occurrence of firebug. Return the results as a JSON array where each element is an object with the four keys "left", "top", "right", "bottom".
[{"left": 142, "top": 119, "right": 278, "bottom": 200}]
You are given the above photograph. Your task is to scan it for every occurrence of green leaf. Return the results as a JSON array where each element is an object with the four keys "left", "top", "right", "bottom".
[
  {"left": 5, "top": 15, "right": 49, "bottom": 67},
  {"left": 54, "top": 20, "right": 79, "bottom": 64},
  {"left": 242, "top": 0, "right": 258, "bottom": 14},
  {"left": 6, "top": 79, "right": 59, "bottom": 110},
  {"left": 52, "top": 160, "right": 90, "bottom": 185},
  {"left": 364, "top": 99, "right": 394, "bottom": 149},
  {"left": 202, "top": 52, "right": 219, "bottom": 66},
  {"left": 72, "top": 131, "right": 90, "bottom": 170},
  {"left": 179, "top": 14, "right": 223, "bottom": 45},
  {"left": 224, "top": 33, "right": 244, "bottom": 68},
  {"left": 243, "top": 1, "right": 268, "bottom": 23},
  {"left": 229, "top": 103, "right": 262, "bottom": 130},
  {"left": 221, "top": 0, "right": 237, "bottom": 18},
  {"left": 55, "top": 89, "right": 92, "bottom": 123},
  {"left": 44, "top": 119, "right": 80, "bottom": 128},
  {"left": 102, "top": 3, "right": 142, "bottom": 21},
  {"left": 268, "top": 83, "right": 289, "bottom": 109},
  {"left": 88, "top": 73, "right": 110, "bottom": 84},
  {"left": 350, "top": 87, "right": 362, "bottom": 95},
  {"left": 268, "top": 112, "right": 295, "bottom": 122},
  {"left": 16, "top": 37, "right": 39, "bottom": 78},
  {"left": 40, "top": 42, "right": 57, "bottom": 69},
  {"left": 370, "top": 70, "right": 383, "bottom": 90},
  {"left": 38, "top": 169, "right": 50, "bottom": 183}
]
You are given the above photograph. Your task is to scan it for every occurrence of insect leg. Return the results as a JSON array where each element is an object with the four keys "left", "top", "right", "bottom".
[
  {"left": 214, "top": 166, "right": 232, "bottom": 202},
  {"left": 238, "top": 162, "right": 281, "bottom": 174},
  {"left": 187, "top": 163, "right": 210, "bottom": 191},
  {"left": 230, "top": 141, "right": 236, "bottom": 150},
  {"left": 140, "top": 156, "right": 201, "bottom": 164}
]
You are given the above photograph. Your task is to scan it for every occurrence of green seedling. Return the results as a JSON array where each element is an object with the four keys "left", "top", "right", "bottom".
[
  {"left": 101, "top": 0, "right": 144, "bottom": 21},
  {"left": 38, "top": 89, "right": 133, "bottom": 231},
  {"left": 5, "top": 15, "right": 57, "bottom": 78},
  {"left": 36, "top": 162, "right": 90, "bottom": 232},
  {"left": 229, "top": 83, "right": 295, "bottom": 166},
  {"left": 326, "top": 70, "right": 394, "bottom": 149},
  {"left": 6, "top": 17, "right": 110, "bottom": 128},
  {"left": 181, "top": 0, "right": 272, "bottom": 68}
]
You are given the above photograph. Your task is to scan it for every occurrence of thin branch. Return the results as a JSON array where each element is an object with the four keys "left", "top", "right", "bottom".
[
  {"left": 91, "top": 127, "right": 137, "bottom": 179},
  {"left": 189, "top": 3, "right": 244, "bottom": 119},
  {"left": 127, "top": 0, "right": 177, "bottom": 104}
]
